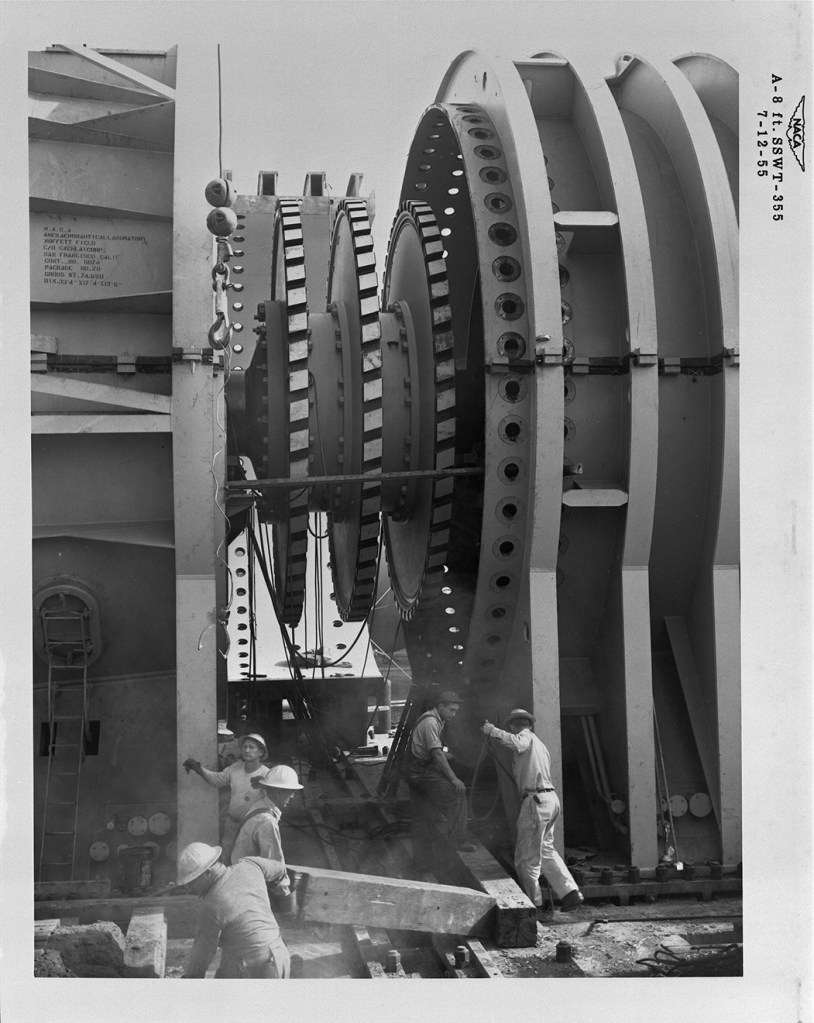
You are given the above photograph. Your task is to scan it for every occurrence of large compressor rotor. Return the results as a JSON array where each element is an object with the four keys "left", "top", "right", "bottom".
[{"left": 226, "top": 47, "right": 739, "bottom": 728}]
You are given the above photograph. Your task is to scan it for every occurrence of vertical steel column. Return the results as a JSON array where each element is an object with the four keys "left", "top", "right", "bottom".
[
  {"left": 560, "top": 53, "right": 660, "bottom": 866},
  {"left": 172, "top": 44, "right": 222, "bottom": 852}
]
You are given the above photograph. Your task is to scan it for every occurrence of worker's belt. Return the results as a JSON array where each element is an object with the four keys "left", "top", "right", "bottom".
[{"left": 523, "top": 788, "right": 554, "bottom": 797}]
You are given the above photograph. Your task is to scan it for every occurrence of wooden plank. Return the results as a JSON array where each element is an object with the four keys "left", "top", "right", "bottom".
[
  {"left": 32, "top": 413, "right": 172, "bottom": 434},
  {"left": 580, "top": 878, "right": 741, "bottom": 901},
  {"left": 437, "top": 833, "right": 537, "bottom": 949},
  {"left": 124, "top": 907, "right": 167, "bottom": 978},
  {"left": 466, "top": 938, "right": 504, "bottom": 978},
  {"left": 35, "top": 880, "right": 110, "bottom": 901},
  {"left": 289, "top": 862, "right": 495, "bottom": 937},
  {"left": 34, "top": 896, "right": 199, "bottom": 939}
]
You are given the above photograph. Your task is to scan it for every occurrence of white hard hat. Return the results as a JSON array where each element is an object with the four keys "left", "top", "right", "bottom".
[
  {"left": 177, "top": 842, "right": 222, "bottom": 887},
  {"left": 238, "top": 733, "right": 268, "bottom": 757},
  {"left": 257, "top": 764, "right": 304, "bottom": 790}
]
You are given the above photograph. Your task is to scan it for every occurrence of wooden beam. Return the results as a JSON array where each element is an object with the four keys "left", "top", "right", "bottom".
[
  {"left": 465, "top": 938, "right": 504, "bottom": 978},
  {"left": 289, "top": 863, "right": 495, "bottom": 937},
  {"left": 35, "top": 880, "right": 110, "bottom": 901},
  {"left": 32, "top": 413, "right": 171, "bottom": 434},
  {"left": 34, "top": 896, "right": 199, "bottom": 939},
  {"left": 433, "top": 830, "right": 537, "bottom": 948},
  {"left": 31, "top": 375, "right": 172, "bottom": 413}
]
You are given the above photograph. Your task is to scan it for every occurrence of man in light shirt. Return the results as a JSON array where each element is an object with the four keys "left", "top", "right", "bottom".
[
  {"left": 177, "top": 842, "right": 291, "bottom": 978},
  {"left": 482, "top": 708, "right": 583, "bottom": 914}
]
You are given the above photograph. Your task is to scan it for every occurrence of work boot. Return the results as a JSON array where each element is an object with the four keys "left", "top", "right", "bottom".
[{"left": 560, "top": 889, "right": 584, "bottom": 911}]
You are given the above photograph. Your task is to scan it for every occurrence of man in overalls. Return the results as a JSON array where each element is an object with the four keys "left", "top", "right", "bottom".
[{"left": 402, "top": 690, "right": 474, "bottom": 870}]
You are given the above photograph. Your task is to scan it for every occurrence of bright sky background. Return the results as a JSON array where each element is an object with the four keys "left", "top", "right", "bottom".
[{"left": 1, "top": 3, "right": 812, "bottom": 1022}]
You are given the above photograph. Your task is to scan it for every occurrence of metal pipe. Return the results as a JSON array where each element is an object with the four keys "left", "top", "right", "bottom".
[{"left": 225, "top": 466, "right": 486, "bottom": 490}]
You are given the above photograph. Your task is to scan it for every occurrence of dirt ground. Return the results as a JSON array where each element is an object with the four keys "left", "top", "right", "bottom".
[{"left": 164, "top": 896, "right": 742, "bottom": 979}]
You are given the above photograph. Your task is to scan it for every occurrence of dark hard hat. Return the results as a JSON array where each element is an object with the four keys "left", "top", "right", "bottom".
[
  {"left": 504, "top": 708, "right": 535, "bottom": 727},
  {"left": 437, "top": 690, "right": 464, "bottom": 706}
]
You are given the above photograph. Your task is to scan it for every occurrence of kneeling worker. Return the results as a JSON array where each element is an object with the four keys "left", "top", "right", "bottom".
[
  {"left": 177, "top": 842, "right": 291, "bottom": 978},
  {"left": 482, "top": 708, "right": 583, "bottom": 913}
]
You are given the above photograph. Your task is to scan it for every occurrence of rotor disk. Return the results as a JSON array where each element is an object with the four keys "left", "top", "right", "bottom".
[
  {"left": 325, "top": 199, "right": 383, "bottom": 621},
  {"left": 381, "top": 200, "right": 455, "bottom": 618},
  {"left": 269, "top": 199, "right": 310, "bottom": 626},
  {"left": 393, "top": 103, "right": 533, "bottom": 691}
]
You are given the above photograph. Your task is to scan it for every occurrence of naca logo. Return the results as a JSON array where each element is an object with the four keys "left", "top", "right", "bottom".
[{"left": 786, "top": 96, "right": 806, "bottom": 172}]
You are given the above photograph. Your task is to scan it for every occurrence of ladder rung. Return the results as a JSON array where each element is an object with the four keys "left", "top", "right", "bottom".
[
  {"left": 40, "top": 860, "right": 74, "bottom": 866},
  {"left": 44, "top": 830, "right": 76, "bottom": 836},
  {"left": 50, "top": 771, "right": 80, "bottom": 778},
  {"left": 50, "top": 743, "right": 80, "bottom": 749},
  {"left": 46, "top": 800, "right": 78, "bottom": 806}
]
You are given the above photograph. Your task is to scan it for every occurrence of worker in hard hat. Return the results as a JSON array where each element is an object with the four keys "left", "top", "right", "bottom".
[
  {"left": 402, "top": 690, "right": 475, "bottom": 869},
  {"left": 231, "top": 764, "right": 302, "bottom": 868},
  {"left": 176, "top": 842, "right": 291, "bottom": 979},
  {"left": 230, "top": 764, "right": 304, "bottom": 917},
  {"left": 482, "top": 709, "right": 584, "bottom": 914},
  {"left": 182, "top": 733, "right": 270, "bottom": 863}
]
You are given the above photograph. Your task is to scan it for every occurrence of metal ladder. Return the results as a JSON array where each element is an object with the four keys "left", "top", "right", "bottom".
[{"left": 37, "top": 609, "right": 92, "bottom": 882}]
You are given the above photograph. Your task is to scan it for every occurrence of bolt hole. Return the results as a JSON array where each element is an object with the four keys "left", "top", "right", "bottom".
[
  {"left": 504, "top": 380, "right": 521, "bottom": 400},
  {"left": 503, "top": 463, "right": 519, "bottom": 481},
  {"left": 559, "top": 265, "right": 570, "bottom": 288},
  {"left": 561, "top": 301, "right": 572, "bottom": 325},
  {"left": 232, "top": 343, "right": 244, "bottom": 353},
  {"left": 498, "top": 332, "right": 526, "bottom": 359},
  {"left": 415, "top": 182, "right": 428, "bottom": 191},
  {"left": 504, "top": 421, "right": 521, "bottom": 440},
  {"left": 443, "top": 206, "right": 455, "bottom": 215},
  {"left": 496, "top": 293, "right": 524, "bottom": 320},
  {"left": 479, "top": 166, "right": 507, "bottom": 185},
  {"left": 499, "top": 541, "right": 515, "bottom": 556},
  {"left": 496, "top": 576, "right": 510, "bottom": 588},
  {"left": 445, "top": 607, "right": 456, "bottom": 615},
  {"left": 452, "top": 168, "right": 464, "bottom": 177},
  {"left": 488, "top": 222, "right": 517, "bottom": 246},
  {"left": 501, "top": 502, "right": 517, "bottom": 519},
  {"left": 474, "top": 145, "right": 502, "bottom": 161},
  {"left": 423, "top": 147, "right": 436, "bottom": 155},
  {"left": 485, "top": 192, "right": 512, "bottom": 213},
  {"left": 493, "top": 256, "right": 521, "bottom": 282},
  {"left": 235, "top": 568, "right": 246, "bottom": 577}
]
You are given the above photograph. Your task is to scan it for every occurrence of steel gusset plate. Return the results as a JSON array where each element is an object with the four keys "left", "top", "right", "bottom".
[
  {"left": 268, "top": 199, "right": 310, "bottom": 626},
  {"left": 394, "top": 104, "right": 533, "bottom": 692},
  {"left": 325, "top": 199, "right": 383, "bottom": 621},
  {"left": 381, "top": 200, "right": 455, "bottom": 618}
]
